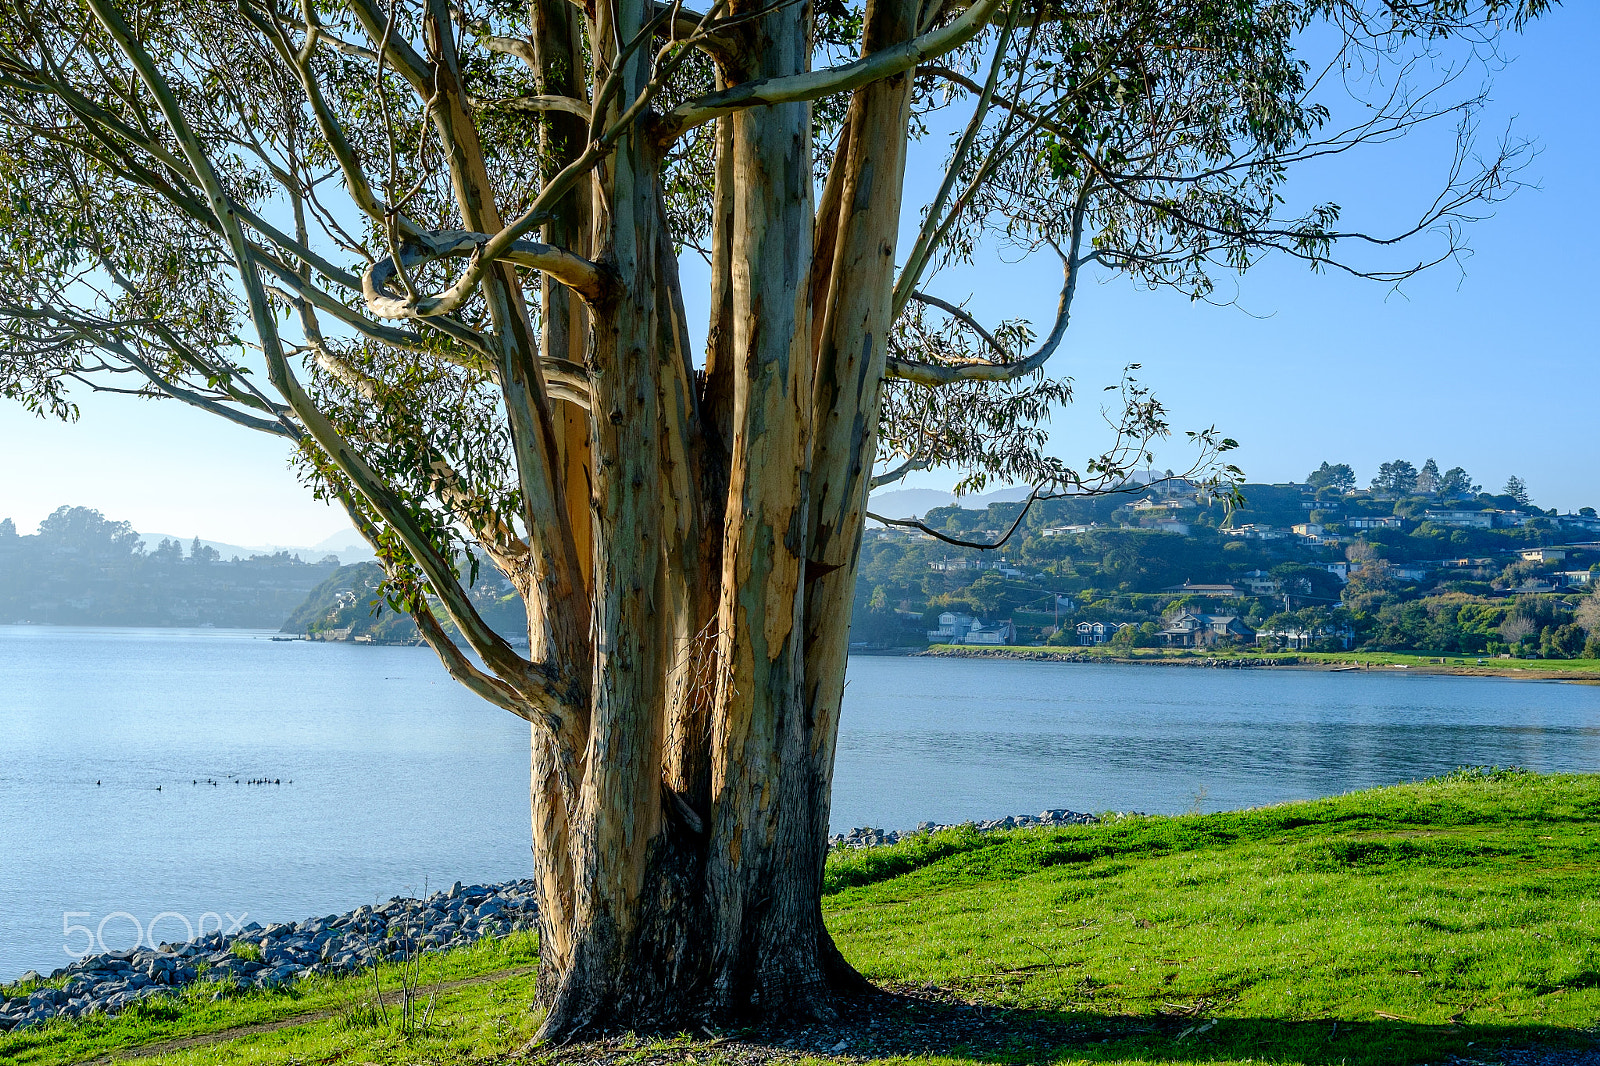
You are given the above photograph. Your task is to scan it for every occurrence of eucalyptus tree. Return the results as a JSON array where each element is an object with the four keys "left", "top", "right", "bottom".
[{"left": 0, "top": 0, "right": 1546, "bottom": 1038}]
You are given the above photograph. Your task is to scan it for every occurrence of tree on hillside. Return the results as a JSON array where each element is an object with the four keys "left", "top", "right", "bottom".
[
  {"left": 1371, "top": 459, "right": 1419, "bottom": 495},
  {"left": 1504, "top": 475, "right": 1533, "bottom": 507},
  {"left": 0, "top": 0, "right": 1547, "bottom": 1038},
  {"left": 1307, "top": 462, "right": 1356, "bottom": 495},
  {"left": 1574, "top": 593, "right": 1600, "bottom": 637},
  {"left": 1417, "top": 458, "right": 1441, "bottom": 495},
  {"left": 36, "top": 505, "right": 142, "bottom": 557},
  {"left": 1438, "top": 465, "right": 1481, "bottom": 499}
]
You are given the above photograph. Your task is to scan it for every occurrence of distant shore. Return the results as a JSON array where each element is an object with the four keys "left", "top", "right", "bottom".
[{"left": 917, "top": 644, "right": 1600, "bottom": 682}]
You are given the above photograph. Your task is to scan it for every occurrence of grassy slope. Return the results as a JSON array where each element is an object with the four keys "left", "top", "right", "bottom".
[
  {"left": 927, "top": 643, "right": 1600, "bottom": 678},
  {"left": 7, "top": 771, "right": 1599, "bottom": 1065}
]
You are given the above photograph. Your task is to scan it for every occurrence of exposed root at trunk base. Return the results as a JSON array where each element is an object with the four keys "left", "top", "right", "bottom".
[
  {"left": 534, "top": 935, "right": 881, "bottom": 1044},
  {"left": 519, "top": 981, "right": 1152, "bottom": 1063}
]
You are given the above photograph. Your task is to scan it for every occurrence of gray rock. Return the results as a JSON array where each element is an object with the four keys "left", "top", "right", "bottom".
[{"left": 29, "top": 987, "right": 66, "bottom": 1007}]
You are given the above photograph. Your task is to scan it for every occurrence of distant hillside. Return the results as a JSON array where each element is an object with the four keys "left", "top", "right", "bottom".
[
  {"left": 282, "top": 562, "right": 527, "bottom": 644},
  {"left": 851, "top": 469, "right": 1600, "bottom": 658},
  {"left": 0, "top": 507, "right": 340, "bottom": 628}
]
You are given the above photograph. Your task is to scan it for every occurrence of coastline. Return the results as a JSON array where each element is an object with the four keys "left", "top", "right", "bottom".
[{"left": 917, "top": 644, "right": 1600, "bottom": 681}]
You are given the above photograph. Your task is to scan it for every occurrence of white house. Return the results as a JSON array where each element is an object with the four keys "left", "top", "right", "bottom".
[
  {"left": 1345, "top": 515, "right": 1404, "bottom": 530},
  {"left": 1075, "top": 620, "right": 1129, "bottom": 646},
  {"left": 1521, "top": 547, "right": 1567, "bottom": 563},
  {"left": 926, "top": 612, "right": 980, "bottom": 643},
  {"left": 1041, "top": 523, "right": 1099, "bottom": 536},
  {"left": 963, "top": 621, "right": 1015, "bottom": 645},
  {"left": 927, "top": 613, "right": 1015, "bottom": 645}
]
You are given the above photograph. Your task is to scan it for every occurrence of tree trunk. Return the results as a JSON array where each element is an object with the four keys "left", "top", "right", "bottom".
[{"left": 519, "top": 0, "right": 913, "bottom": 1040}]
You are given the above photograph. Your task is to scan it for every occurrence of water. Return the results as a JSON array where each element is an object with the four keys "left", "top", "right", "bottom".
[{"left": 3, "top": 627, "right": 1598, "bottom": 980}]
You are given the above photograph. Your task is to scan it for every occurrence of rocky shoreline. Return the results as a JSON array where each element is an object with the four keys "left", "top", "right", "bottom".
[
  {"left": 1, "top": 808, "right": 1107, "bottom": 1034},
  {"left": 0, "top": 879, "right": 539, "bottom": 1034},
  {"left": 831, "top": 807, "right": 1099, "bottom": 848}
]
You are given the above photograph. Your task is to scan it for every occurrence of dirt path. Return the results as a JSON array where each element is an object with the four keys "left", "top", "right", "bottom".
[{"left": 76, "top": 965, "right": 536, "bottom": 1064}]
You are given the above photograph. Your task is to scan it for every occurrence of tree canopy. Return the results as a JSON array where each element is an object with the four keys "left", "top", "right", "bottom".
[{"left": 0, "top": 0, "right": 1552, "bottom": 1038}]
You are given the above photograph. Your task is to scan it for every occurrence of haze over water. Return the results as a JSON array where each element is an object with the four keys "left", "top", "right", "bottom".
[{"left": 3, "top": 626, "right": 1598, "bottom": 980}]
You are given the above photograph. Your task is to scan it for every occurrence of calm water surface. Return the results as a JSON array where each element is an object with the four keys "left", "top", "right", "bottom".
[{"left": 3, "top": 625, "right": 1598, "bottom": 979}]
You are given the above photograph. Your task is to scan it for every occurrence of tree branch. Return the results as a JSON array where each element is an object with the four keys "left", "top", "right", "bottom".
[
  {"left": 885, "top": 250, "right": 1073, "bottom": 386},
  {"left": 82, "top": 0, "right": 582, "bottom": 724},
  {"left": 361, "top": 229, "right": 609, "bottom": 319},
  {"left": 468, "top": 93, "right": 592, "bottom": 121},
  {"left": 655, "top": 0, "right": 1005, "bottom": 139}
]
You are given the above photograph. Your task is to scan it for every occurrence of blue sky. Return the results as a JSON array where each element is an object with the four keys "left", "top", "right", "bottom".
[{"left": 2, "top": 8, "right": 1595, "bottom": 546}]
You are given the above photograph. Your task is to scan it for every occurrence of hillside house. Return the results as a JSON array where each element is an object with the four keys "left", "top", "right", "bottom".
[
  {"left": 1345, "top": 516, "right": 1404, "bottom": 530},
  {"left": 927, "top": 613, "right": 1014, "bottom": 645},
  {"left": 1220, "top": 524, "right": 1286, "bottom": 541},
  {"left": 962, "top": 620, "right": 1015, "bottom": 645},
  {"left": 926, "top": 612, "right": 980, "bottom": 643},
  {"left": 1075, "top": 620, "right": 1130, "bottom": 646},
  {"left": 1161, "top": 581, "right": 1245, "bottom": 597},
  {"left": 1554, "top": 513, "right": 1600, "bottom": 534},
  {"left": 1237, "top": 570, "right": 1278, "bottom": 596},
  {"left": 1158, "top": 611, "right": 1254, "bottom": 648},
  {"left": 1521, "top": 548, "right": 1568, "bottom": 563},
  {"left": 1420, "top": 510, "right": 1538, "bottom": 529},
  {"left": 1422, "top": 509, "right": 1495, "bottom": 528}
]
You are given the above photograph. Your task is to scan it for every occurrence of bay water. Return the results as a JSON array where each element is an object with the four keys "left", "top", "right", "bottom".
[{"left": 2, "top": 625, "right": 1597, "bottom": 980}]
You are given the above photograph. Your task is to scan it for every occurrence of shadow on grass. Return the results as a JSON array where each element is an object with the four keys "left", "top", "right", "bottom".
[{"left": 727, "top": 987, "right": 1600, "bottom": 1065}]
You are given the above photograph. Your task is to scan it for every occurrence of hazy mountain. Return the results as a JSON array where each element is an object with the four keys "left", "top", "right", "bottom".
[
  {"left": 309, "top": 529, "right": 377, "bottom": 561},
  {"left": 866, "top": 484, "right": 1032, "bottom": 521},
  {"left": 139, "top": 529, "right": 374, "bottom": 564}
]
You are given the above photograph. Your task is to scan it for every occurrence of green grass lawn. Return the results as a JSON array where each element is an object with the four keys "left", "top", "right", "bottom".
[
  {"left": 929, "top": 643, "right": 1600, "bottom": 676},
  {"left": 7, "top": 770, "right": 1599, "bottom": 1065}
]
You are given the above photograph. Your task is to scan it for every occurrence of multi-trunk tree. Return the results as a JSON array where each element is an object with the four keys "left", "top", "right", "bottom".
[{"left": 0, "top": 0, "right": 1545, "bottom": 1039}]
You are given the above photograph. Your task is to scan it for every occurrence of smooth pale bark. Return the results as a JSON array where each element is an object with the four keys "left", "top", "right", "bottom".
[
  {"left": 704, "top": 0, "right": 824, "bottom": 1015},
  {"left": 531, "top": 0, "right": 597, "bottom": 598},
  {"left": 542, "top": 0, "right": 676, "bottom": 1022},
  {"left": 529, "top": 0, "right": 593, "bottom": 997},
  {"left": 799, "top": 0, "right": 920, "bottom": 986}
]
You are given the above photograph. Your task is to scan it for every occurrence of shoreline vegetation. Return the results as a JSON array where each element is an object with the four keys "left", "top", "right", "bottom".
[
  {"left": 918, "top": 642, "right": 1600, "bottom": 680},
  {"left": 3, "top": 770, "right": 1597, "bottom": 1065}
]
